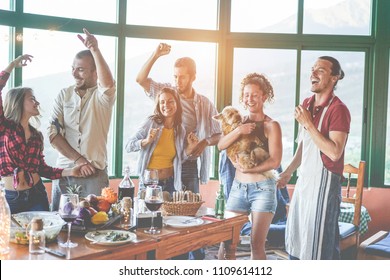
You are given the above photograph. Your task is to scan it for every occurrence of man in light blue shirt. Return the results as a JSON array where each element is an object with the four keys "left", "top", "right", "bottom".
[{"left": 136, "top": 43, "right": 221, "bottom": 194}]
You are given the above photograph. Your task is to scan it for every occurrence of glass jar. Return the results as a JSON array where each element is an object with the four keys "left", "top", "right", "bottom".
[
  {"left": 28, "top": 218, "right": 45, "bottom": 254},
  {"left": 120, "top": 197, "right": 133, "bottom": 230}
]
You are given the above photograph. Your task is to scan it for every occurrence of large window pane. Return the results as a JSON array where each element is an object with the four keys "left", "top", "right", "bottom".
[
  {"left": 0, "top": 25, "right": 11, "bottom": 92},
  {"left": 300, "top": 51, "right": 365, "bottom": 166},
  {"left": 127, "top": 0, "right": 218, "bottom": 30},
  {"left": 303, "top": 0, "right": 372, "bottom": 35},
  {"left": 385, "top": 55, "right": 390, "bottom": 185},
  {"left": 232, "top": 48, "right": 297, "bottom": 170},
  {"left": 22, "top": 29, "right": 117, "bottom": 175},
  {"left": 0, "top": 1, "right": 11, "bottom": 10},
  {"left": 24, "top": 0, "right": 117, "bottom": 23},
  {"left": 231, "top": 0, "right": 298, "bottom": 33},
  {"left": 123, "top": 38, "right": 217, "bottom": 176}
]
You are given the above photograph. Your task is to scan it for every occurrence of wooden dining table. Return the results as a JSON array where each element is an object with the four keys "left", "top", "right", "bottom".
[{"left": 5, "top": 208, "right": 248, "bottom": 260}]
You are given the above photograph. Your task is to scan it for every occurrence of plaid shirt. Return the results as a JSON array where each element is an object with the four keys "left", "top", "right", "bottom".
[{"left": 0, "top": 70, "right": 63, "bottom": 181}]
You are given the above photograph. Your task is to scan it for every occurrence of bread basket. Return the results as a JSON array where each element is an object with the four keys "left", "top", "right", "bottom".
[{"left": 162, "top": 200, "right": 204, "bottom": 216}]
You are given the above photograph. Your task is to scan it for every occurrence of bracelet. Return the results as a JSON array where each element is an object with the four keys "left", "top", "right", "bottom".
[{"left": 74, "top": 155, "right": 83, "bottom": 164}]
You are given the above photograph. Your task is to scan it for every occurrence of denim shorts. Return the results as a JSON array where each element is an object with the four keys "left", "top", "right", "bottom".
[
  {"left": 5, "top": 179, "right": 49, "bottom": 214},
  {"left": 226, "top": 178, "right": 277, "bottom": 214}
]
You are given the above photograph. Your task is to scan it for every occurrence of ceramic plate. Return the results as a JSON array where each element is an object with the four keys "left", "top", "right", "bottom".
[
  {"left": 164, "top": 216, "right": 204, "bottom": 228},
  {"left": 85, "top": 230, "right": 136, "bottom": 245}
]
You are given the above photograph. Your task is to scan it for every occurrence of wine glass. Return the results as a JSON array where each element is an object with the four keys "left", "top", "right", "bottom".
[
  {"left": 58, "top": 194, "right": 80, "bottom": 248},
  {"left": 144, "top": 185, "right": 163, "bottom": 234},
  {"left": 143, "top": 169, "right": 159, "bottom": 188}
]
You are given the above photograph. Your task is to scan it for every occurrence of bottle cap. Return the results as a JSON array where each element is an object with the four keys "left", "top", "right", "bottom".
[{"left": 31, "top": 218, "right": 44, "bottom": 231}]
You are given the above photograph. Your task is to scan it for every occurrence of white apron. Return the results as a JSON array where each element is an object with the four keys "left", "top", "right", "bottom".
[{"left": 286, "top": 98, "right": 341, "bottom": 260}]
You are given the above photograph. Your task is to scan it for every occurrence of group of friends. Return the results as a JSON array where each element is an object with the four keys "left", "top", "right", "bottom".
[{"left": 0, "top": 29, "right": 350, "bottom": 260}]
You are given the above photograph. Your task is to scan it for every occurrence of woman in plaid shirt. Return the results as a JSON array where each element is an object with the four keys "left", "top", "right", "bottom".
[{"left": 0, "top": 55, "right": 85, "bottom": 214}]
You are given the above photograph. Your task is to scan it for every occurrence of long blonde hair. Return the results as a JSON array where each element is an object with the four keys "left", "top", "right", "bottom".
[{"left": 4, "top": 87, "right": 41, "bottom": 128}]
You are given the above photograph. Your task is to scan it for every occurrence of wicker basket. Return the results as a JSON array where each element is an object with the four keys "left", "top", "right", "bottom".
[{"left": 162, "top": 201, "right": 204, "bottom": 216}]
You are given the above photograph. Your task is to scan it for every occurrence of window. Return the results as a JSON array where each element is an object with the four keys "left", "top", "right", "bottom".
[
  {"left": 231, "top": 48, "right": 297, "bottom": 169},
  {"left": 303, "top": 0, "right": 372, "bottom": 35},
  {"left": 0, "top": 25, "right": 11, "bottom": 92},
  {"left": 300, "top": 51, "right": 365, "bottom": 166},
  {"left": 127, "top": 0, "right": 218, "bottom": 30},
  {"left": 22, "top": 28, "right": 117, "bottom": 175},
  {"left": 0, "top": 1, "right": 11, "bottom": 10},
  {"left": 231, "top": 0, "right": 298, "bottom": 33},
  {"left": 24, "top": 0, "right": 118, "bottom": 23},
  {"left": 386, "top": 55, "right": 390, "bottom": 185},
  {"left": 123, "top": 38, "right": 217, "bottom": 175}
]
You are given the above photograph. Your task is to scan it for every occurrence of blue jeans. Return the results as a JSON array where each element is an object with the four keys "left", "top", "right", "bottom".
[
  {"left": 218, "top": 150, "right": 236, "bottom": 199},
  {"left": 51, "top": 168, "right": 109, "bottom": 211},
  {"left": 5, "top": 179, "right": 49, "bottom": 214},
  {"left": 181, "top": 160, "right": 199, "bottom": 193}
]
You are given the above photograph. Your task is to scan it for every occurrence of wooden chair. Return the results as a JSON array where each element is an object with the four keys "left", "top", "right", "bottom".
[
  {"left": 357, "top": 231, "right": 390, "bottom": 260},
  {"left": 339, "top": 161, "right": 366, "bottom": 258}
]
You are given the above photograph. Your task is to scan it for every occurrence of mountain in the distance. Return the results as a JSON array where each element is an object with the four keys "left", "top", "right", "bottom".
[{"left": 263, "top": 0, "right": 370, "bottom": 35}]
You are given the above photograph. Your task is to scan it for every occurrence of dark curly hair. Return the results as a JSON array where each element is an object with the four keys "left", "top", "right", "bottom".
[{"left": 239, "top": 73, "right": 274, "bottom": 106}]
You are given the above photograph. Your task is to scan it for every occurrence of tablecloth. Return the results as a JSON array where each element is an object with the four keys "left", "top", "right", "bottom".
[{"left": 339, "top": 202, "right": 371, "bottom": 235}]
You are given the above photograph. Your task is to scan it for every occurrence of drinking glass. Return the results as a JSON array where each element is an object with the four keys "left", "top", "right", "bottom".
[
  {"left": 143, "top": 169, "right": 159, "bottom": 188},
  {"left": 144, "top": 185, "right": 163, "bottom": 234},
  {"left": 58, "top": 194, "right": 80, "bottom": 248}
]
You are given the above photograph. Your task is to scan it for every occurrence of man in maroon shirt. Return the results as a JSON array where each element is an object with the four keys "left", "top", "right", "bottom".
[{"left": 277, "top": 56, "right": 351, "bottom": 259}]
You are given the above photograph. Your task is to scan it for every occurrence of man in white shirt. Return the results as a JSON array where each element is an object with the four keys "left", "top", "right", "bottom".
[{"left": 48, "top": 28, "right": 116, "bottom": 210}]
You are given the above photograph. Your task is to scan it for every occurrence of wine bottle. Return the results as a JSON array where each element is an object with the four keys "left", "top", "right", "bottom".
[
  {"left": 118, "top": 166, "right": 135, "bottom": 203},
  {"left": 215, "top": 184, "right": 225, "bottom": 219}
]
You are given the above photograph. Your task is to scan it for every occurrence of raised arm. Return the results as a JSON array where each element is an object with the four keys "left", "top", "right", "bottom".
[
  {"left": 136, "top": 43, "right": 171, "bottom": 91},
  {"left": 77, "top": 28, "right": 114, "bottom": 89},
  {"left": 4, "top": 54, "right": 33, "bottom": 74}
]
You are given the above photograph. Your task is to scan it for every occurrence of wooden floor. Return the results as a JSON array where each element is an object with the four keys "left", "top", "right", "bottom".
[{"left": 204, "top": 240, "right": 288, "bottom": 260}]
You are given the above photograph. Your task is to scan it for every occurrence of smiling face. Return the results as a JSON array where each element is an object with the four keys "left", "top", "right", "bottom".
[
  {"left": 23, "top": 90, "right": 40, "bottom": 117},
  {"left": 243, "top": 83, "right": 266, "bottom": 113},
  {"left": 72, "top": 56, "right": 97, "bottom": 90},
  {"left": 159, "top": 91, "right": 178, "bottom": 118},
  {"left": 310, "top": 59, "right": 338, "bottom": 94}
]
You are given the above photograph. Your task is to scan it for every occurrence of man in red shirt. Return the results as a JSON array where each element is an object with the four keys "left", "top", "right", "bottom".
[{"left": 278, "top": 56, "right": 351, "bottom": 260}]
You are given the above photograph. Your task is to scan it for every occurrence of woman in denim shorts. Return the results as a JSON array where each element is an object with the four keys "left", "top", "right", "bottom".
[{"left": 217, "top": 73, "right": 282, "bottom": 260}]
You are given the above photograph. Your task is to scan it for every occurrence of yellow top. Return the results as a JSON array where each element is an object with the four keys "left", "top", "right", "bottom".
[{"left": 147, "top": 127, "right": 176, "bottom": 169}]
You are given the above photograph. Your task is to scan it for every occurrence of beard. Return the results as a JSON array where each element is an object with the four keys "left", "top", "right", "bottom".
[{"left": 176, "top": 83, "right": 191, "bottom": 95}]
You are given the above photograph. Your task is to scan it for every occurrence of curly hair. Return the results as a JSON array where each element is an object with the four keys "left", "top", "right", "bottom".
[{"left": 239, "top": 73, "right": 274, "bottom": 106}]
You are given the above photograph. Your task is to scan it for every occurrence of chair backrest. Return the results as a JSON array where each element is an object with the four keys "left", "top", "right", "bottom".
[{"left": 342, "top": 161, "right": 366, "bottom": 227}]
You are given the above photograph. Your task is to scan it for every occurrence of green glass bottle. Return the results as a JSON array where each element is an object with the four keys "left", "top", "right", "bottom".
[{"left": 215, "top": 184, "right": 225, "bottom": 219}]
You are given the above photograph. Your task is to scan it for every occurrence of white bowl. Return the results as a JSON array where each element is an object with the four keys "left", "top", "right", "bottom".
[{"left": 10, "top": 211, "right": 66, "bottom": 244}]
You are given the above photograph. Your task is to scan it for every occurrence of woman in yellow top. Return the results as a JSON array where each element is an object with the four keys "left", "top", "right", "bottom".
[{"left": 126, "top": 87, "right": 195, "bottom": 194}]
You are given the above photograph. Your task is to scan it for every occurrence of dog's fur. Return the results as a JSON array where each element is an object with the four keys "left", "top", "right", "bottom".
[{"left": 213, "top": 106, "right": 275, "bottom": 179}]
